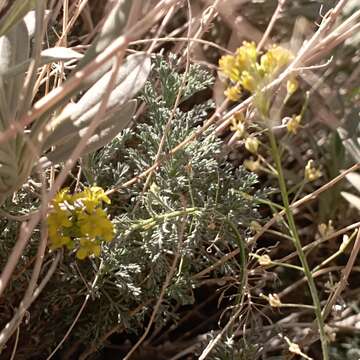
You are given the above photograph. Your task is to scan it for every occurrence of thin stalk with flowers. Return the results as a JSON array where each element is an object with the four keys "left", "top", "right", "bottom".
[
  {"left": 218, "top": 41, "right": 330, "bottom": 359},
  {"left": 267, "top": 127, "right": 329, "bottom": 360}
]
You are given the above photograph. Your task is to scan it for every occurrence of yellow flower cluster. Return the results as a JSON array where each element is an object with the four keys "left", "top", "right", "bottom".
[
  {"left": 304, "top": 160, "right": 322, "bottom": 182},
  {"left": 286, "top": 114, "right": 301, "bottom": 134},
  {"left": 219, "top": 42, "right": 294, "bottom": 101},
  {"left": 47, "top": 186, "right": 114, "bottom": 260}
]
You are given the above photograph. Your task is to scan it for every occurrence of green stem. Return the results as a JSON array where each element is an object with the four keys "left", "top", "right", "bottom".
[
  {"left": 129, "top": 207, "right": 200, "bottom": 231},
  {"left": 268, "top": 130, "right": 329, "bottom": 360}
]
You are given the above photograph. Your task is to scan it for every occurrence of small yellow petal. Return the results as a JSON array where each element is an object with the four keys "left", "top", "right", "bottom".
[
  {"left": 244, "top": 158, "right": 261, "bottom": 172},
  {"left": 269, "top": 293, "right": 282, "bottom": 307},
  {"left": 245, "top": 137, "right": 260, "bottom": 154},
  {"left": 240, "top": 71, "right": 257, "bottom": 93},
  {"left": 258, "top": 254, "right": 272, "bottom": 266},
  {"left": 224, "top": 86, "right": 241, "bottom": 101},
  {"left": 219, "top": 55, "right": 241, "bottom": 82},
  {"left": 305, "top": 160, "right": 322, "bottom": 182},
  {"left": 287, "top": 77, "right": 298, "bottom": 95},
  {"left": 286, "top": 115, "right": 301, "bottom": 134}
]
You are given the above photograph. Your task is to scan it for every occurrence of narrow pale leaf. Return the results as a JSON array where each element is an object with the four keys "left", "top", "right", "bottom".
[
  {"left": 0, "top": 0, "right": 36, "bottom": 37},
  {"left": 39, "top": 100, "right": 136, "bottom": 168},
  {"left": 74, "top": 0, "right": 132, "bottom": 82},
  {"left": 341, "top": 191, "right": 360, "bottom": 211},
  {"left": 2, "top": 47, "right": 83, "bottom": 79},
  {"left": 345, "top": 172, "right": 360, "bottom": 193},
  {"left": 0, "top": 19, "right": 29, "bottom": 123},
  {"left": 44, "top": 53, "right": 150, "bottom": 149}
]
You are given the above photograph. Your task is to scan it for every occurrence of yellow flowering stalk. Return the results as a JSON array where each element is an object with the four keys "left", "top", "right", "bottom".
[
  {"left": 219, "top": 41, "right": 293, "bottom": 102},
  {"left": 235, "top": 41, "right": 258, "bottom": 72},
  {"left": 47, "top": 186, "right": 114, "bottom": 259}
]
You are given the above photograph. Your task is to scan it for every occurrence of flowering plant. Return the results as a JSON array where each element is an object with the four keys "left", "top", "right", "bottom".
[
  {"left": 219, "top": 41, "right": 294, "bottom": 101},
  {"left": 47, "top": 186, "right": 114, "bottom": 259}
]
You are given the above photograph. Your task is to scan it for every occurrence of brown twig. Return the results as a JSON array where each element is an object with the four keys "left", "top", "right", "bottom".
[
  {"left": 257, "top": 0, "right": 287, "bottom": 51},
  {"left": 193, "top": 162, "right": 360, "bottom": 280}
]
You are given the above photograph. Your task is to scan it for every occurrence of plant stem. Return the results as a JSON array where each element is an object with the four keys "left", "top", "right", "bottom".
[
  {"left": 268, "top": 130, "right": 329, "bottom": 360},
  {"left": 130, "top": 207, "right": 200, "bottom": 231}
]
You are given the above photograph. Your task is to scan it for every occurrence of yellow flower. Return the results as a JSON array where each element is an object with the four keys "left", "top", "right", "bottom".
[
  {"left": 235, "top": 41, "right": 257, "bottom": 72},
  {"left": 78, "top": 208, "right": 114, "bottom": 241},
  {"left": 219, "top": 55, "right": 241, "bottom": 82},
  {"left": 52, "top": 236, "right": 72, "bottom": 250},
  {"left": 224, "top": 86, "right": 241, "bottom": 101},
  {"left": 287, "top": 115, "right": 301, "bottom": 134},
  {"left": 47, "top": 186, "right": 114, "bottom": 258},
  {"left": 268, "top": 293, "right": 282, "bottom": 307},
  {"left": 260, "top": 45, "right": 293, "bottom": 75},
  {"left": 47, "top": 209, "right": 72, "bottom": 230},
  {"left": 258, "top": 254, "right": 272, "bottom": 266},
  {"left": 304, "top": 160, "right": 322, "bottom": 182},
  {"left": 49, "top": 232, "right": 74, "bottom": 250},
  {"left": 74, "top": 186, "right": 111, "bottom": 212},
  {"left": 240, "top": 71, "right": 257, "bottom": 93},
  {"left": 250, "top": 220, "right": 262, "bottom": 233},
  {"left": 245, "top": 136, "right": 260, "bottom": 154},
  {"left": 244, "top": 158, "right": 260, "bottom": 172},
  {"left": 318, "top": 220, "right": 334, "bottom": 238},
  {"left": 219, "top": 42, "right": 257, "bottom": 83},
  {"left": 53, "top": 187, "right": 72, "bottom": 205},
  {"left": 230, "top": 114, "right": 246, "bottom": 138},
  {"left": 287, "top": 77, "right": 298, "bottom": 95},
  {"left": 76, "top": 238, "right": 101, "bottom": 260},
  {"left": 88, "top": 186, "right": 111, "bottom": 204}
]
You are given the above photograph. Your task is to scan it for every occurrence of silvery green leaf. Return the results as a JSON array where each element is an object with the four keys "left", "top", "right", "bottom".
[
  {"left": 23, "top": 10, "right": 36, "bottom": 37},
  {"left": 1, "top": 47, "right": 83, "bottom": 79},
  {"left": 39, "top": 100, "right": 137, "bottom": 168},
  {"left": 44, "top": 53, "right": 150, "bottom": 149},
  {"left": 75, "top": 0, "right": 132, "bottom": 82},
  {"left": 345, "top": 172, "right": 360, "bottom": 194},
  {"left": 338, "top": 127, "right": 360, "bottom": 163},
  {"left": 24, "top": 10, "right": 51, "bottom": 39},
  {"left": 0, "top": 0, "right": 36, "bottom": 37},
  {"left": 0, "top": 78, "right": 9, "bottom": 131},
  {"left": 22, "top": 1, "right": 133, "bottom": 129},
  {"left": 40, "top": 47, "right": 83, "bottom": 62},
  {"left": 0, "top": 19, "right": 29, "bottom": 122},
  {"left": 341, "top": 191, "right": 360, "bottom": 211},
  {"left": 23, "top": 9, "right": 50, "bottom": 39}
]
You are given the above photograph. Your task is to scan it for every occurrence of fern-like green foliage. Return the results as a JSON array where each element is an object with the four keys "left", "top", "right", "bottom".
[{"left": 0, "top": 55, "right": 263, "bottom": 358}]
